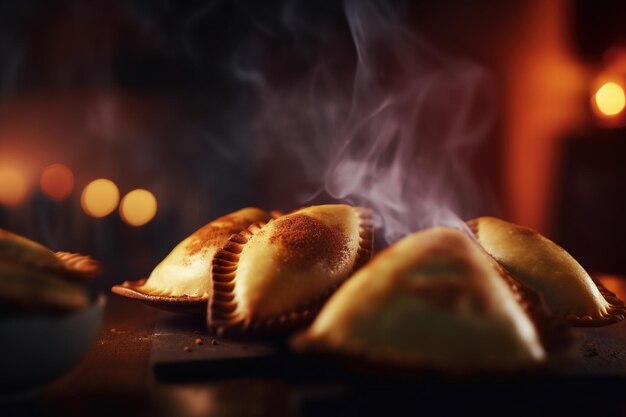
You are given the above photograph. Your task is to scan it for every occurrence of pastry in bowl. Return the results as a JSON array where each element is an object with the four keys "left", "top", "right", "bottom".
[
  {"left": 208, "top": 204, "right": 374, "bottom": 336},
  {"left": 0, "top": 229, "right": 102, "bottom": 313},
  {"left": 291, "top": 227, "right": 562, "bottom": 373},
  {"left": 112, "top": 207, "right": 272, "bottom": 314},
  {"left": 0, "top": 229, "right": 104, "bottom": 393},
  {"left": 467, "top": 217, "right": 625, "bottom": 326}
]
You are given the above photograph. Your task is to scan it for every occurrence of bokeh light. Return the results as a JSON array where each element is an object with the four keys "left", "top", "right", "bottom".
[
  {"left": 40, "top": 163, "right": 74, "bottom": 201},
  {"left": 81, "top": 178, "right": 120, "bottom": 218},
  {"left": 594, "top": 82, "right": 626, "bottom": 117},
  {"left": 119, "top": 189, "right": 157, "bottom": 227},
  {"left": 0, "top": 164, "right": 29, "bottom": 206}
]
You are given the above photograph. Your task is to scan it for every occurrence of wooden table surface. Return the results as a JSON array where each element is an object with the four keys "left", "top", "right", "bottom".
[{"left": 3, "top": 277, "right": 626, "bottom": 417}]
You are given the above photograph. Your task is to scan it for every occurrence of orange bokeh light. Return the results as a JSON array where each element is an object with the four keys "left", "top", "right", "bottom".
[
  {"left": 119, "top": 189, "right": 157, "bottom": 227},
  {"left": 594, "top": 81, "right": 626, "bottom": 117},
  {"left": 40, "top": 164, "right": 74, "bottom": 201},
  {"left": 0, "top": 164, "right": 29, "bottom": 206},
  {"left": 80, "top": 178, "right": 120, "bottom": 218}
]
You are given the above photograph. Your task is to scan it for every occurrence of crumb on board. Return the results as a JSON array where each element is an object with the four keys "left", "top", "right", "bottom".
[
  {"left": 183, "top": 346, "right": 193, "bottom": 352},
  {"left": 194, "top": 338, "right": 203, "bottom": 345},
  {"left": 211, "top": 338, "right": 219, "bottom": 346},
  {"left": 583, "top": 343, "right": 599, "bottom": 358}
]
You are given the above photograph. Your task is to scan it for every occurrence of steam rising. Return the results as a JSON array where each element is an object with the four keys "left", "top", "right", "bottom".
[
  {"left": 242, "top": 0, "right": 496, "bottom": 244},
  {"left": 0, "top": 0, "right": 497, "bottom": 252}
]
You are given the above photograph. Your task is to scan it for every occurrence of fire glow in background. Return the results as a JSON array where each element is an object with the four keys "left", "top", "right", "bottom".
[{"left": 1, "top": 0, "right": 626, "bottom": 287}]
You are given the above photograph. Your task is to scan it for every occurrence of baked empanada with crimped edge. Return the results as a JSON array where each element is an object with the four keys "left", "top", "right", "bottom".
[
  {"left": 0, "top": 229, "right": 65, "bottom": 273},
  {"left": 291, "top": 227, "right": 570, "bottom": 374},
  {"left": 467, "top": 216, "right": 625, "bottom": 326},
  {"left": 208, "top": 204, "right": 374, "bottom": 336},
  {"left": 0, "top": 229, "right": 102, "bottom": 281},
  {"left": 112, "top": 207, "right": 272, "bottom": 314}
]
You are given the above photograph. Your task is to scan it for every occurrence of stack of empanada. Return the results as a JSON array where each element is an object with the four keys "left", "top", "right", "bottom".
[
  {"left": 292, "top": 218, "right": 624, "bottom": 373},
  {"left": 114, "top": 204, "right": 625, "bottom": 373},
  {"left": 0, "top": 229, "right": 102, "bottom": 313},
  {"left": 112, "top": 204, "right": 374, "bottom": 334}
]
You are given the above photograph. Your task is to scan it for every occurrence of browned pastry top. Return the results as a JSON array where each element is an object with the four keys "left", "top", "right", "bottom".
[
  {"left": 112, "top": 207, "right": 272, "bottom": 307},
  {"left": 292, "top": 227, "right": 549, "bottom": 373},
  {"left": 208, "top": 204, "right": 374, "bottom": 336}
]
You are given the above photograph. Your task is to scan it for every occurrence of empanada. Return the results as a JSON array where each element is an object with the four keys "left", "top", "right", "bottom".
[
  {"left": 0, "top": 229, "right": 100, "bottom": 313},
  {"left": 112, "top": 207, "right": 271, "bottom": 314},
  {"left": 0, "top": 261, "right": 89, "bottom": 313},
  {"left": 208, "top": 204, "right": 373, "bottom": 336},
  {"left": 0, "top": 229, "right": 65, "bottom": 272},
  {"left": 468, "top": 217, "right": 625, "bottom": 325},
  {"left": 292, "top": 227, "right": 549, "bottom": 372},
  {"left": 0, "top": 229, "right": 101, "bottom": 280}
]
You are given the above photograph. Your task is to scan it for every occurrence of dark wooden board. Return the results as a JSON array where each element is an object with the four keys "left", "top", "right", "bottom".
[
  {"left": 151, "top": 310, "right": 626, "bottom": 381},
  {"left": 566, "top": 320, "right": 626, "bottom": 376},
  {"left": 150, "top": 313, "right": 288, "bottom": 380}
]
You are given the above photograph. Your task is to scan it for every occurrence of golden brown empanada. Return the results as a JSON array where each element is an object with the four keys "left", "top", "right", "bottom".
[
  {"left": 291, "top": 227, "right": 548, "bottom": 372},
  {"left": 0, "top": 229, "right": 101, "bottom": 313},
  {"left": 112, "top": 207, "right": 272, "bottom": 314},
  {"left": 0, "top": 229, "right": 65, "bottom": 272},
  {"left": 467, "top": 217, "right": 625, "bottom": 325},
  {"left": 208, "top": 204, "right": 373, "bottom": 336},
  {"left": 0, "top": 261, "right": 90, "bottom": 313},
  {"left": 0, "top": 229, "right": 101, "bottom": 281}
]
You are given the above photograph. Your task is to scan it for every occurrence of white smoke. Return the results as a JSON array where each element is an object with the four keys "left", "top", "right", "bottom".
[{"left": 237, "top": 0, "right": 497, "bottom": 245}]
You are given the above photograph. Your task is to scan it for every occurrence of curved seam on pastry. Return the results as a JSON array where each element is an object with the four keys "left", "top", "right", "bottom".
[
  {"left": 489, "top": 260, "right": 571, "bottom": 356},
  {"left": 208, "top": 222, "right": 262, "bottom": 334},
  {"left": 208, "top": 221, "right": 339, "bottom": 336},
  {"left": 353, "top": 207, "right": 375, "bottom": 271},
  {"left": 295, "top": 252, "right": 569, "bottom": 368},
  {"left": 208, "top": 207, "right": 376, "bottom": 336},
  {"left": 469, "top": 219, "right": 625, "bottom": 325}
]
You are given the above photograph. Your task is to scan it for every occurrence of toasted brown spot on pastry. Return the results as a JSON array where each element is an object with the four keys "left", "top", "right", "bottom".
[
  {"left": 208, "top": 204, "right": 374, "bottom": 337},
  {"left": 269, "top": 214, "right": 348, "bottom": 269}
]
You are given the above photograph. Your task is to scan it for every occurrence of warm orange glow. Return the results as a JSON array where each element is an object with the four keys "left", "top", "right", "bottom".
[
  {"left": 594, "top": 82, "right": 626, "bottom": 116},
  {"left": 0, "top": 164, "right": 29, "bottom": 206},
  {"left": 119, "top": 189, "right": 157, "bottom": 226},
  {"left": 40, "top": 164, "right": 74, "bottom": 201},
  {"left": 81, "top": 179, "right": 120, "bottom": 218},
  {"left": 597, "top": 274, "right": 626, "bottom": 300}
]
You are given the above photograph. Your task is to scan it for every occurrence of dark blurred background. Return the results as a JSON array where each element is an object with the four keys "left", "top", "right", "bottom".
[{"left": 0, "top": 0, "right": 625, "bottom": 289}]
